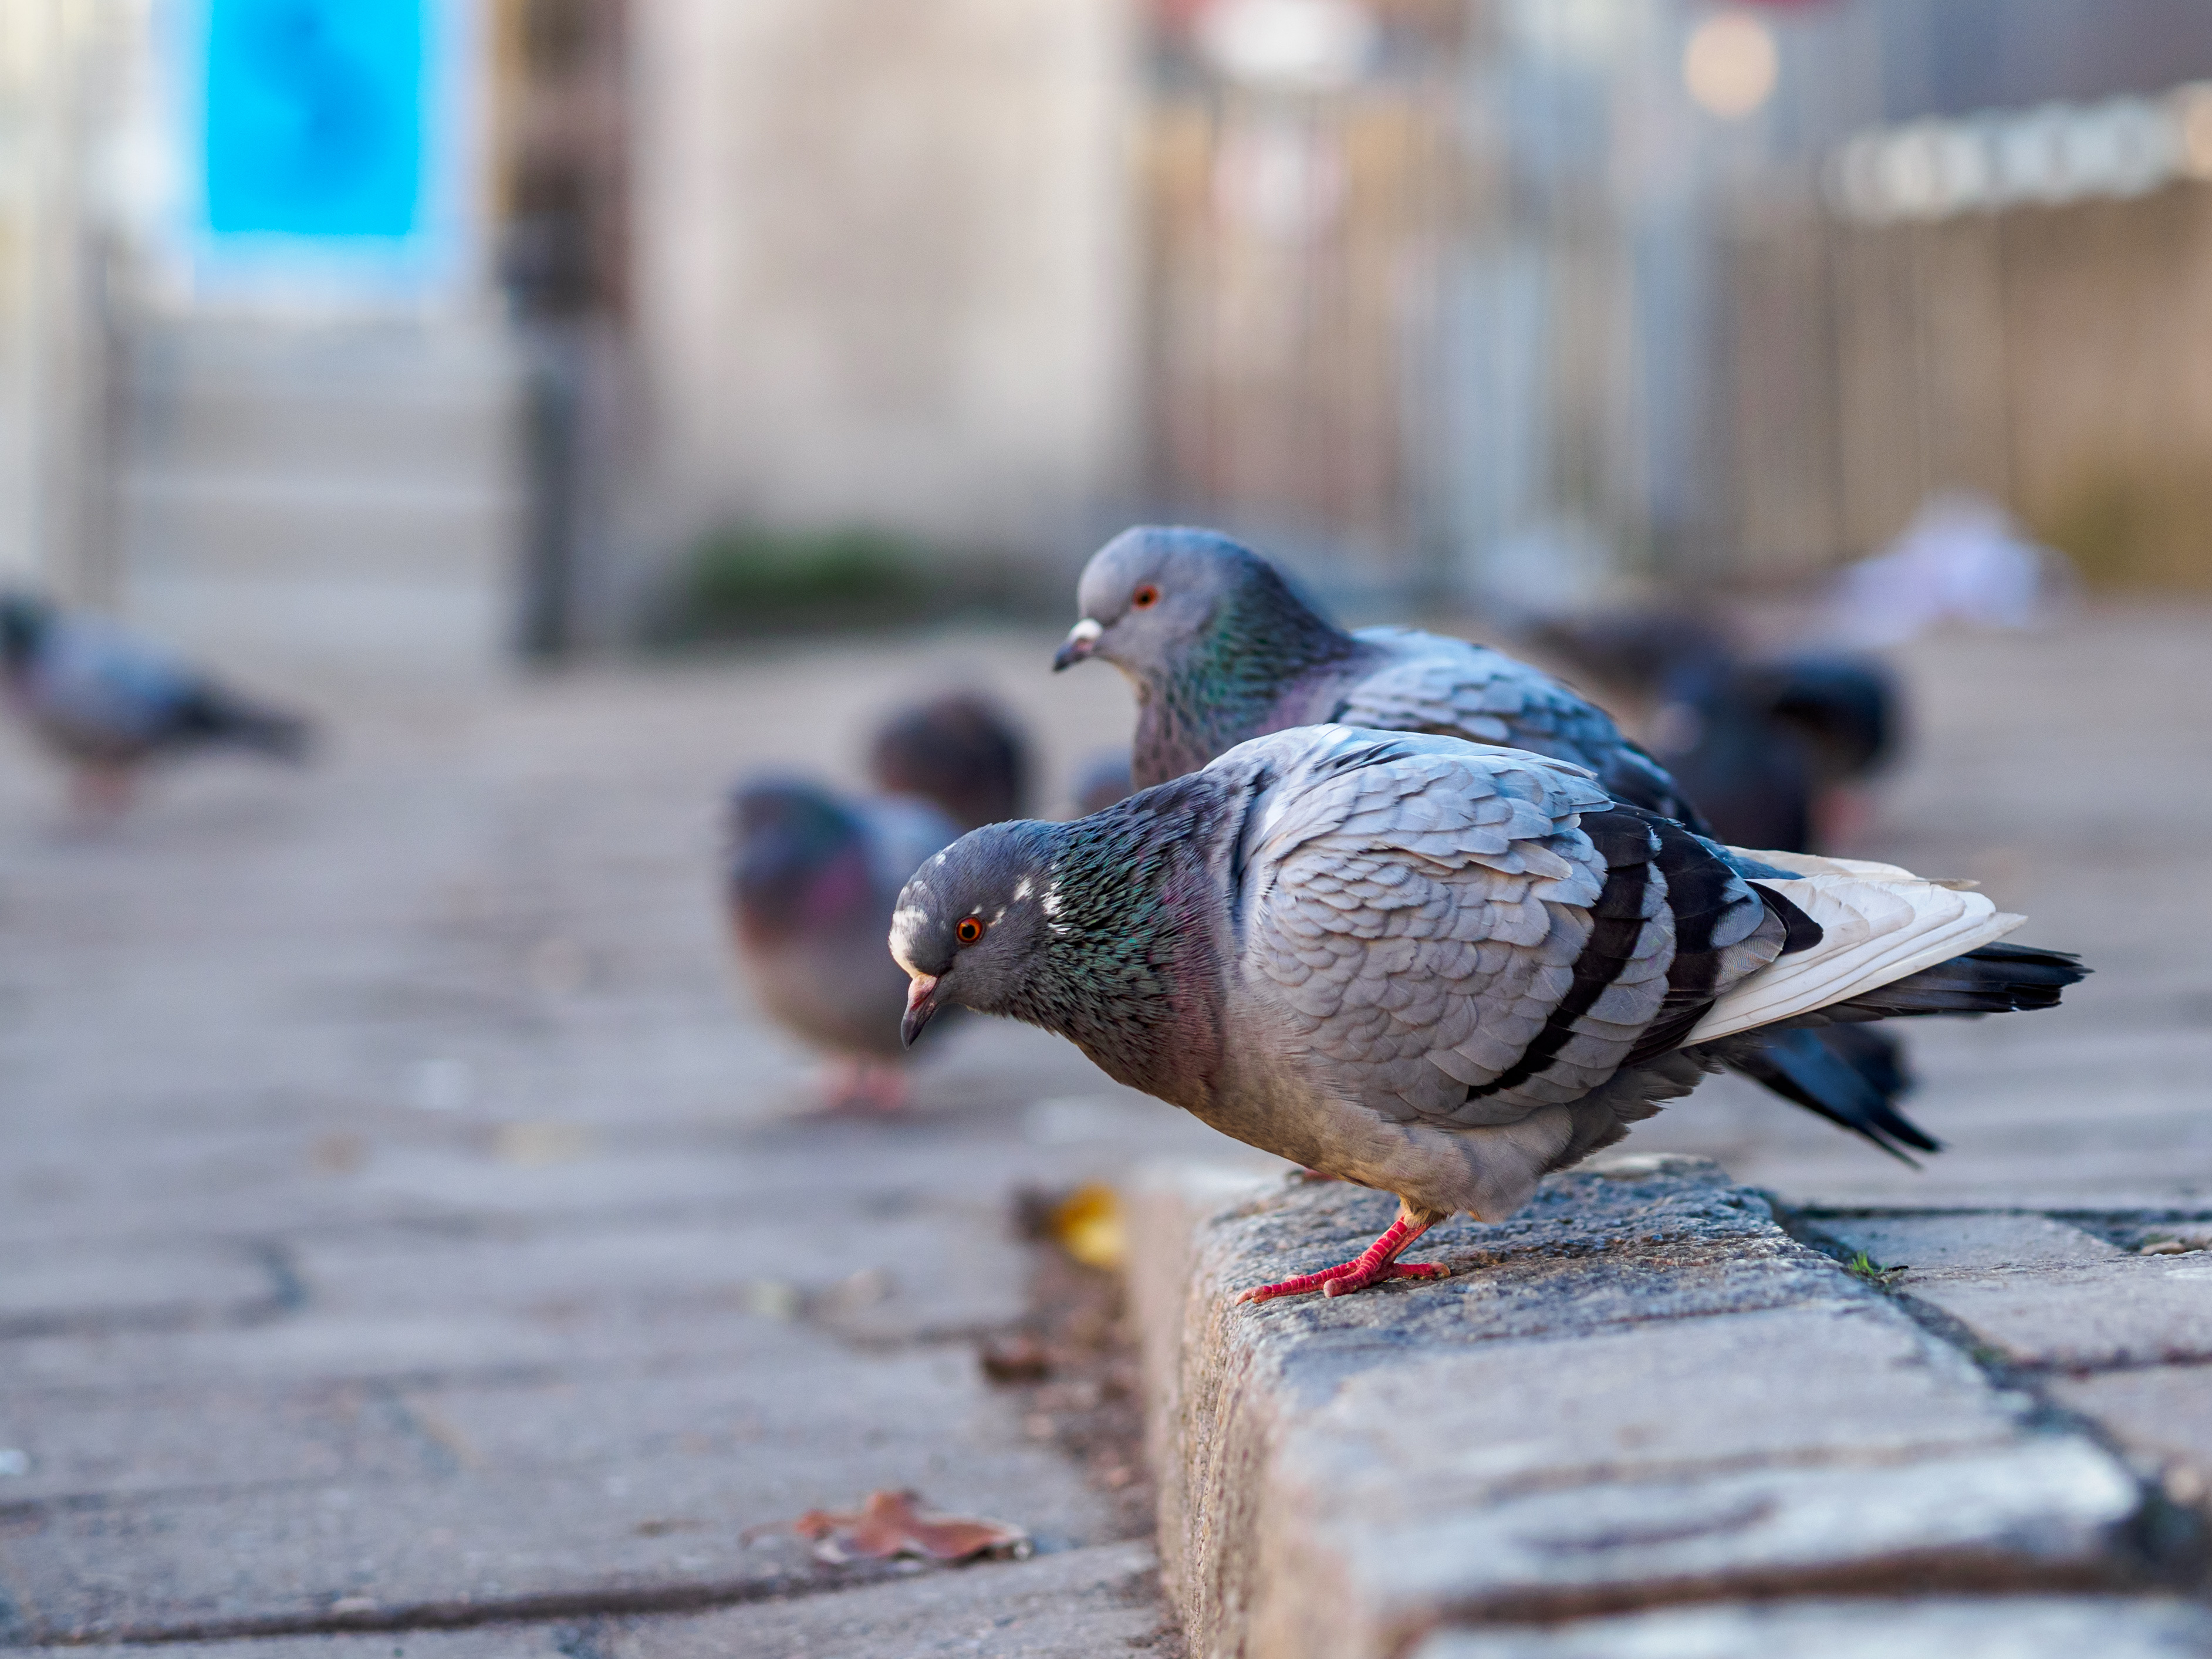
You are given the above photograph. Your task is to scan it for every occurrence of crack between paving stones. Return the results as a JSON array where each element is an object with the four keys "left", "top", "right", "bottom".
[
  {"left": 0, "top": 1562, "right": 981, "bottom": 1647},
  {"left": 1776, "top": 1202, "right": 2210, "bottom": 1584}
]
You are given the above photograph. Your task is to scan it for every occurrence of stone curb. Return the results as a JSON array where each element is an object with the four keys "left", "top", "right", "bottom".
[{"left": 1130, "top": 1154, "right": 2179, "bottom": 1659}]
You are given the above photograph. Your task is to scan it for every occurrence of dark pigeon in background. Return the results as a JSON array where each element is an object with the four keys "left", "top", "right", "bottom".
[
  {"left": 725, "top": 778, "right": 960, "bottom": 1113},
  {"left": 867, "top": 691, "right": 1029, "bottom": 832},
  {"left": 1070, "top": 752, "right": 1134, "bottom": 817},
  {"left": 1051, "top": 527, "right": 1937, "bottom": 1161},
  {"left": 1538, "top": 609, "right": 1900, "bottom": 853},
  {"left": 892, "top": 726, "right": 2083, "bottom": 1301},
  {"left": 0, "top": 592, "right": 312, "bottom": 814}
]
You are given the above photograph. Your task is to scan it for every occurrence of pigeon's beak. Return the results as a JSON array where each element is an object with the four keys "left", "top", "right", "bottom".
[
  {"left": 1052, "top": 618, "right": 1103, "bottom": 672},
  {"left": 900, "top": 974, "right": 941, "bottom": 1048}
]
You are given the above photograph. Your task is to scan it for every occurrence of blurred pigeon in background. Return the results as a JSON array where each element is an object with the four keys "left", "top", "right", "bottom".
[
  {"left": 1828, "top": 491, "right": 2075, "bottom": 648},
  {"left": 867, "top": 691, "right": 1029, "bottom": 831},
  {"left": 1051, "top": 526, "right": 1935, "bottom": 1160},
  {"left": 1539, "top": 610, "right": 1901, "bottom": 854},
  {"left": 891, "top": 726, "right": 2083, "bottom": 1300},
  {"left": 725, "top": 777, "right": 960, "bottom": 1113},
  {"left": 0, "top": 592, "right": 312, "bottom": 815},
  {"left": 1070, "top": 752, "right": 1134, "bottom": 817}
]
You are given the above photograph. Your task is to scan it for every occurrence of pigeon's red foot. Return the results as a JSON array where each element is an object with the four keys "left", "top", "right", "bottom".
[
  {"left": 819, "top": 1058, "right": 911, "bottom": 1115},
  {"left": 1232, "top": 1212, "right": 1447, "bottom": 1304}
]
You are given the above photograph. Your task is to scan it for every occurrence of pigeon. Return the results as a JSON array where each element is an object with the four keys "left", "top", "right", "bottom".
[
  {"left": 1053, "top": 527, "right": 1699, "bottom": 821},
  {"left": 0, "top": 592, "right": 312, "bottom": 813},
  {"left": 725, "top": 778, "right": 961, "bottom": 1112},
  {"left": 1071, "top": 752, "right": 1135, "bottom": 817},
  {"left": 867, "top": 691, "right": 1030, "bottom": 832},
  {"left": 1051, "top": 528, "right": 1934, "bottom": 1159},
  {"left": 1537, "top": 610, "right": 1900, "bottom": 852},
  {"left": 891, "top": 726, "right": 2083, "bottom": 1300}
]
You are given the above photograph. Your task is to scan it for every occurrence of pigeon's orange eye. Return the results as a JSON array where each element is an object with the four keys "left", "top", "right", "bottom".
[
  {"left": 1130, "top": 583, "right": 1160, "bottom": 610},
  {"left": 955, "top": 917, "right": 986, "bottom": 945}
]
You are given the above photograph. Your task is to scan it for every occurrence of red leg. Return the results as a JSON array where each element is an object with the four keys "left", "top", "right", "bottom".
[
  {"left": 1233, "top": 1208, "right": 1450, "bottom": 1305},
  {"left": 70, "top": 766, "right": 134, "bottom": 820},
  {"left": 818, "top": 1057, "right": 911, "bottom": 1115},
  {"left": 854, "top": 1062, "right": 910, "bottom": 1114}
]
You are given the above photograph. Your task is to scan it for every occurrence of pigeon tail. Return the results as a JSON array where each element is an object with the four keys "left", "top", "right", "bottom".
[
  {"left": 1683, "top": 850, "right": 2032, "bottom": 1045},
  {"left": 1802, "top": 940, "right": 2086, "bottom": 1022},
  {"left": 180, "top": 689, "right": 313, "bottom": 762},
  {"left": 1712, "top": 1025, "right": 1936, "bottom": 1164}
]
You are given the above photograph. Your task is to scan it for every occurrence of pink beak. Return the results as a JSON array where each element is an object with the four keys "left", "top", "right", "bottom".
[{"left": 900, "top": 975, "right": 941, "bottom": 1048}]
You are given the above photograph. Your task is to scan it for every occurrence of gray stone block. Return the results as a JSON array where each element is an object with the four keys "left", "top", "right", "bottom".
[
  {"left": 1413, "top": 1596, "right": 2212, "bottom": 1658},
  {"left": 2051, "top": 1367, "right": 2212, "bottom": 1501},
  {"left": 6, "top": 1543, "right": 1167, "bottom": 1659},
  {"left": 1807, "top": 1213, "right": 2212, "bottom": 1369},
  {"left": 1133, "top": 1158, "right": 2154, "bottom": 1659},
  {"left": 597, "top": 1540, "right": 1168, "bottom": 1658},
  {"left": 1807, "top": 1213, "right": 2125, "bottom": 1273},
  {"left": 0, "top": 1334, "right": 1109, "bottom": 1643},
  {"left": 0, "top": 1242, "right": 279, "bottom": 1335},
  {"left": 1907, "top": 1263, "right": 2212, "bottom": 1370}
]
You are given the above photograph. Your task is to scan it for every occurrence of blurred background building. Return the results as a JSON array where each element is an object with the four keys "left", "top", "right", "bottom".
[{"left": 2, "top": 0, "right": 2210, "bottom": 671}]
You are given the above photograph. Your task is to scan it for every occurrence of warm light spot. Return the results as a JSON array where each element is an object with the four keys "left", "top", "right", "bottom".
[
  {"left": 2179, "top": 86, "right": 2212, "bottom": 179},
  {"left": 1684, "top": 11, "right": 1778, "bottom": 121}
]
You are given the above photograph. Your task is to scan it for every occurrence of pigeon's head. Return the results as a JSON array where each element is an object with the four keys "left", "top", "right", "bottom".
[
  {"left": 725, "top": 778, "right": 870, "bottom": 941},
  {"left": 889, "top": 822, "right": 1054, "bottom": 1046},
  {"left": 1055, "top": 526, "right": 1297, "bottom": 680},
  {"left": 0, "top": 592, "right": 50, "bottom": 670},
  {"left": 867, "top": 691, "right": 1029, "bottom": 830}
]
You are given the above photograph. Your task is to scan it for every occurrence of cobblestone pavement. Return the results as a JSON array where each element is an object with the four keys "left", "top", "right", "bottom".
[
  {"left": 0, "top": 631, "right": 1210, "bottom": 1655},
  {"left": 1, "top": 607, "right": 2207, "bottom": 1655}
]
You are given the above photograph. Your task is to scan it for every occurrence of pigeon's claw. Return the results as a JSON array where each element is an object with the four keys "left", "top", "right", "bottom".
[{"left": 1232, "top": 1210, "right": 1446, "bottom": 1305}]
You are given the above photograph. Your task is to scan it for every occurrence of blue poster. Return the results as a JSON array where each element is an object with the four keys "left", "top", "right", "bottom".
[{"left": 203, "top": 0, "right": 424, "bottom": 239}]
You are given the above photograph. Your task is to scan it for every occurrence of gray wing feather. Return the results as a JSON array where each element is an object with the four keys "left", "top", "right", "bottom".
[
  {"left": 1338, "top": 629, "right": 1704, "bottom": 826},
  {"left": 1232, "top": 728, "right": 1676, "bottom": 1131},
  {"left": 1339, "top": 630, "right": 1629, "bottom": 768}
]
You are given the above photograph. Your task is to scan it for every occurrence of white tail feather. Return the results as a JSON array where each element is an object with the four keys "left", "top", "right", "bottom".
[{"left": 1685, "top": 849, "right": 2024, "bottom": 1045}]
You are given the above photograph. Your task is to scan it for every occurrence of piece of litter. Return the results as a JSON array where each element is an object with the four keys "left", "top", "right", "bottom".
[
  {"left": 1049, "top": 1185, "right": 1126, "bottom": 1271},
  {"left": 492, "top": 1121, "right": 595, "bottom": 1167},
  {"left": 811, "top": 1266, "right": 894, "bottom": 1317},
  {"left": 739, "top": 1279, "right": 803, "bottom": 1320},
  {"left": 979, "top": 1334, "right": 1051, "bottom": 1384},
  {"left": 791, "top": 1489, "right": 1029, "bottom": 1565}
]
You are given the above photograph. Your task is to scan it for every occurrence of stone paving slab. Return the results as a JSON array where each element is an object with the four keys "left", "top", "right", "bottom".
[
  {"left": 1132, "top": 1157, "right": 2159, "bottom": 1659},
  {"left": 0, "top": 1296, "right": 1105, "bottom": 1642},
  {"left": 593, "top": 1539, "right": 1170, "bottom": 1658},
  {"left": 9, "top": 1542, "right": 1170, "bottom": 1659},
  {"left": 1810, "top": 1215, "right": 2212, "bottom": 1370},
  {"left": 1413, "top": 1596, "right": 2212, "bottom": 1658},
  {"left": 0, "top": 1242, "right": 282, "bottom": 1336},
  {"left": 2051, "top": 1369, "right": 2212, "bottom": 1507}
]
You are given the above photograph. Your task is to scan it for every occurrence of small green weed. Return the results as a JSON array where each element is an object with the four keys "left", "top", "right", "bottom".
[{"left": 1843, "top": 1249, "right": 1909, "bottom": 1286}]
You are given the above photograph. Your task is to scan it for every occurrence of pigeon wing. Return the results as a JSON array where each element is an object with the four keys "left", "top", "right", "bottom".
[
  {"left": 1232, "top": 729, "right": 1701, "bottom": 1131},
  {"left": 1335, "top": 630, "right": 1707, "bottom": 829}
]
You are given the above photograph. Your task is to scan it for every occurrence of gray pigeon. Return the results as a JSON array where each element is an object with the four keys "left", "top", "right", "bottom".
[
  {"left": 1053, "top": 527, "right": 1697, "bottom": 820},
  {"left": 727, "top": 778, "right": 960, "bottom": 1112},
  {"left": 1051, "top": 528, "right": 1933, "bottom": 1161},
  {"left": 0, "top": 592, "right": 311, "bottom": 813},
  {"left": 867, "top": 691, "right": 1031, "bottom": 832},
  {"left": 893, "top": 726, "right": 2082, "bottom": 1301}
]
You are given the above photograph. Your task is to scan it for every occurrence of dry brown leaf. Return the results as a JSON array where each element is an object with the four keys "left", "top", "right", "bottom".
[{"left": 790, "top": 1488, "right": 1029, "bottom": 1564}]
